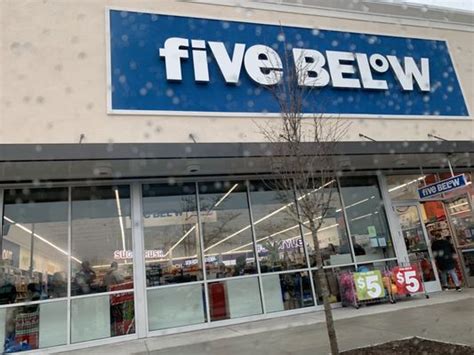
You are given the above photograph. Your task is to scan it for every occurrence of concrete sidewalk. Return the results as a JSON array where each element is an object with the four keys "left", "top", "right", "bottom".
[{"left": 56, "top": 289, "right": 474, "bottom": 355}]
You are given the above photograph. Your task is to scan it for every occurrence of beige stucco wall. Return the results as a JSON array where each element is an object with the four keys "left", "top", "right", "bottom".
[{"left": 1, "top": 0, "right": 473, "bottom": 144}]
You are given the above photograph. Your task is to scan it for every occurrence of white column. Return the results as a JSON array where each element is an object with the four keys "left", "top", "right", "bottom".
[{"left": 131, "top": 183, "right": 148, "bottom": 338}]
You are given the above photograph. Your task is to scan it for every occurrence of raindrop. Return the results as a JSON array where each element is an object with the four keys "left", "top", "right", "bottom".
[
  {"left": 166, "top": 89, "right": 174, "bottom": 97},
  {"left": 331, "top": 40, "right": 338, "bottom": 47},
  {"left": 172, "top": 97, "right": 180, "bottom": 104},
  {"left": 368, "top": 36, "right": 377, "bottom": 45},
  {"left": 277, "top": 33, "right": 285, "bottom": 42},
  {"left": 78, "top": 52, "right": 87, "bottom": 59},
  {"left": 139, "top": 88, "right": 148, "bottom": 96},
  {"left": 312, "top": 29, "right": 320, "bottom": 36},
  {"left": 36, "top": 96, "right": 45, "bottom": 104},
  {"left": 118, "top": 75, "right": 126, "bottom": 84}
]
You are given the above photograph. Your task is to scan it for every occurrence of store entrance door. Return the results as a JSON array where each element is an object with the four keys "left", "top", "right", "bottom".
[
  {"left": 392, "top": 202, "right": 441, "bottom": 293},
  {"left": 443, "top": 194, "right": 474, "bottom": 287}
]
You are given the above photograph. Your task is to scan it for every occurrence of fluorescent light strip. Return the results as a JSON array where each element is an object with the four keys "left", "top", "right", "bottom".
[
  {"left": 114, "top": 188, "right": 127, "bottom": 252},
  {"left": 163, "top": 225, "right": 197, "bottom": 257},
  {"left": 3, "top": 216, "right": 82, "bottom": 264},
  {"left": 228, "top": 222, "right": 305, "bottom": 253},
  {"left": 350, "top": 213, "right": 373, "bottom": 222},
  {"left": 448, "top": 202, "right": 469, "bottom": 209},
  {"left": 160, "top": 183, "right": 239, "bottom": 256},
  {"left": 205, "top": 181, "right": 336, "bottom": 252},
  {"left": 450, "top": 210, "right": 470, "bottom": 216},
  {"left": 204, "top": 224, "right": 251, "bottom": 252},
  {"left": 213, "top": 184, "right": 239, "bottom": 208},
  {"left": 388, "top": 176, "right": 426, "bottom": 193},
  {"left": 303, "top": 223, "right": 339, "bottom": 236}
]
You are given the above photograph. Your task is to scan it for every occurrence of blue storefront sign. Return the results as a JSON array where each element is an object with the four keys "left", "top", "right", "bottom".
[
  {"left": 418, "top": 174, "right": 468, "bottom": 199},
  {"left": 107, "top": 9, "right": 468, "bottom": 117}
]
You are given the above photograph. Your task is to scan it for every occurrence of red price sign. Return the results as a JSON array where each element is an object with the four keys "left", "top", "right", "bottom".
[{"left": 393, "top": 266, "right": 423, "bottom": 294}]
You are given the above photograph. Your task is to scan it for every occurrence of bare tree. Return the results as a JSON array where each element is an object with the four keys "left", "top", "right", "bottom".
[{"left": 258, "top": 33, "right": 349, "bottom": 355}]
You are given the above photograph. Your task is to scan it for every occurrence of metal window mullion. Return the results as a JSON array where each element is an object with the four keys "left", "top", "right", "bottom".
[
  {"left": 0, "top": 188, "right": 3, "bottom": 246},
  {"left": 195, "top": 182, "right": 211, "bottom": 323},
  {"left": 131, "top": 183, "right": 147, "bottom": 338},
  {"left": 246, "top": 180, "right": 267, "bottom": 315},
  {"left": 293, "top": 178, "right": 317, "bottom": 306},
  {"left": 336, "top": 177, "right": 358, "bottom": 269},
  {"left": 377, "top": 174, "right": 409, "bottom": 265},
  {"left": 67, "top": 186, "right": 72, "bottom": 345}
]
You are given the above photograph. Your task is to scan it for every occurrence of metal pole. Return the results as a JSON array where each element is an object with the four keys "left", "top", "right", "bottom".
[
  {"left": 195, "top": 182, "right": 212, "bottom": 323},
  {"left": 246, "top": 180, "right": 267, "bottom": 315},
  {"left": 293, "top": 178, "right": 318, "bottom": 308},
  {"left": 67, "top": 186, "right": 72, "bottom": 345},
  {"left": 0, "top": 189, "right": 4, "bottom": 261},
  {"left": 336, "top": 177, "right": 358, "bottom": 269},
  {"left": 29, "top": 224, "right": 35, "bottom": 278},
  {"left": 131, "top": 183, "right": 148, "bottom": 338},
  {"left": 447, "top": 157, "right": 455, "bottom": 177}
]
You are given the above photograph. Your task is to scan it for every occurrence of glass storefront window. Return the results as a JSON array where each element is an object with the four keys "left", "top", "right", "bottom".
[
  {"left": 1, "top": 188, "right": 70, "bottom": 352},
  {"left": 198, "top": 181, "right": 256, "bottom": 279},
  {"left": 147, "top": 284, "right": 206, "bottom": 330},
  {"left": 71, "top": 291, "right": 135, "bottom": 343},
  {"left": 445, "top": 196, "right": 473, "bottom": 248},
  {"left": 302, "top": 189, "right": 352, "bottom": 267},
  {"left": 2, "top": 188, "right": 69, "bottom": 304},
  {"left": 0, "top": 300, "right": 67, "bottom": 351},
  {"left": 387, "top": 175, "right": 426, "bottom": 201},
  {"left": 208, "top": 277, "right": 262, "bottom": 321},
  {"left": 142, "top": 184, "right": 202, "bottom": 286},
  {"left": 262, "top": 271, "right": 313, "bottom": 312},
  {"left": 249, "top": 182, "right": 307, "bottom": 272},
  {"left": 71, "top": 186, "right": 133, "bottom": 295},
  {"left": 312, "top": 266, "right": 355, "bottom": 305},
  {"left": 339, "top": 176, "right": 395, "bottom": 263}
]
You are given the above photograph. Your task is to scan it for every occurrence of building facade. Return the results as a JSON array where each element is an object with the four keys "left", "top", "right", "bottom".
[{"left": 0, "top": 0, "right": 473, "bottom": 353}]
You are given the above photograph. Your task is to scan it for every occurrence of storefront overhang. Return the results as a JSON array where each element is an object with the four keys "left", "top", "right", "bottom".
[{"left": 0, "top": 141, "right": 472, "bottom": 183}]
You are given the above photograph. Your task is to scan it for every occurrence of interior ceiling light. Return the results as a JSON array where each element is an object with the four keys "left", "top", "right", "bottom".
[
  {"left": 114, "top": 188, "right": 127, "bottom": 252},
  {"left": 3, "top": 216, "right": 82, "bottom": 263},
  {"left": 205, "top": 180, "right": 335, "bottom": 252},
  {"left": 388, "top": 176, "right": 425, "bottom": 192}
]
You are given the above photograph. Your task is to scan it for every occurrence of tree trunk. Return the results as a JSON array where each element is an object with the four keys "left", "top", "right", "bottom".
[{"left": 310, "top": 222, "right": 339, "bottom": 355}]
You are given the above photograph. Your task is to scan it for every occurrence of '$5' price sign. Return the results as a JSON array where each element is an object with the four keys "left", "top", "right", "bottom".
[
  {"left": 393, "top": 266, "right": 423, "bottom": 294},
  {"left": 354, "top": 270, "right": 385, "bottom": 301}
]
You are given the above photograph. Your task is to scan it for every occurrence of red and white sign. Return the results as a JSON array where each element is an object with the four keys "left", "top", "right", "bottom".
[
  {"left": 114, "top": 249, "right": 164, "bottom": 260},
  {"left": 393, "top": 265, "right": 423, "bottom": 294}
]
